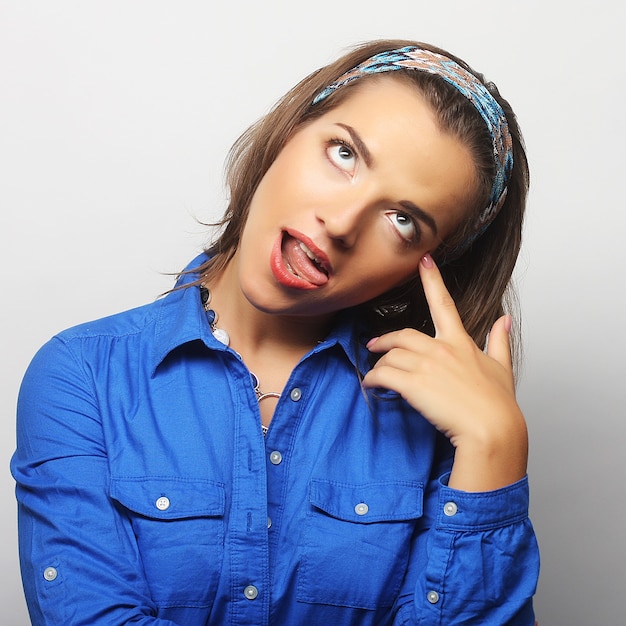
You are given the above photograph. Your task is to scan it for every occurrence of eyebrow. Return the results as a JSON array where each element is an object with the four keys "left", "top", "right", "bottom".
[
  {"left": 335, "top": 123, "right": 373, "bottom": 167},
  {"left": 335, "top": 123, "right": 439, "bottom": 238},
  {"left": 399, "top": 201, "right": 438, "bottom": 237}
]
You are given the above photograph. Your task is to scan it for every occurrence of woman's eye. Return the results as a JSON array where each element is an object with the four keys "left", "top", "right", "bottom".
[
  {"left": 387, "top": 211, "right": 418, "bottom": 242},
  {"left": 327, "top": 141, "right": 356, "bottom": 172}
]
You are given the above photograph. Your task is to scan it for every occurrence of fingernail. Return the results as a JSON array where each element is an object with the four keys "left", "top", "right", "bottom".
[
  {"left": 421, "top": 253, "right": 434, "bottom": 268},
  {"left": 366, "top": 337, "right": 379, "bottom": 349},
  {"left": 504, "top": 314, "right": 512, "bottom": 334}
]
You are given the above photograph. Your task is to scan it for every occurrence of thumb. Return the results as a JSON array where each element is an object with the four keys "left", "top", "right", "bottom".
[{"left": 486, "top": 314, "right": 514, "bottom": 374}]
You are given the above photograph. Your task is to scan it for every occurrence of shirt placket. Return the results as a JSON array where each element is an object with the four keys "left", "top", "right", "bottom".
[{"left": 227, "top": 360, "right": 271, "bottom": 626}]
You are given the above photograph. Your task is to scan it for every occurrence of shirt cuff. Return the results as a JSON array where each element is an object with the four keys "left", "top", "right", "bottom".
[{"left": 436, "top": 474, "right": 529, "bottom": 531}]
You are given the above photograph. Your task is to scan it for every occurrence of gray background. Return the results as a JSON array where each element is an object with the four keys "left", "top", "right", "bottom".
[{"left": 1, "top": 1, "right": 624, "bottom": 624}]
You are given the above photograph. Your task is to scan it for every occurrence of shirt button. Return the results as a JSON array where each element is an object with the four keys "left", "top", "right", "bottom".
[
  {"left": 244, "top": 585, "right": 259, "bottom": 600},
  {"left": 155, "top": 496, "right": 170, "bottom": 511},
  {"left": 43, "top": 567, "right": 58, "bottom": 582},
  {"left": 443, "top": 501, "right": 458, "bottom": 516},
  {"left": 269, "top": 450, "right": 283, "bottom": 465},
  {"left": 354, "top": 502, "right": 369, "bottom": 516},
  {"left": 267, "top": 516, "right": 272, "bottom": 529},
  {"left": 427, "top": 590, "right": 440, "bottom": 604},
  {"left": 290, "top": 388, "right": 302, "bottom": 401}
]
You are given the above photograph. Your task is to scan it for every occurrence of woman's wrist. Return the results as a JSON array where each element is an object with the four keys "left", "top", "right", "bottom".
[{"left": 447, "top": 408, "right": 528, "bottom": 492}]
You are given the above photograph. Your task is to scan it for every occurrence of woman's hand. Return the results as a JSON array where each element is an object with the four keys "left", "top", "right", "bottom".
[{"left": 362, "top": 254, "right": 528, "bottom": 492}]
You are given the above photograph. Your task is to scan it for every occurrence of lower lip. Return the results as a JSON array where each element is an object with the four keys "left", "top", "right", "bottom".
[{"left": 270, "top": 233, "right": 322, "bottom": 291}]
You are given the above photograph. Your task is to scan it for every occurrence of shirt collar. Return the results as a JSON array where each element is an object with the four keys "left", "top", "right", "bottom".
[
  {"left": 151, "top": 253, "right": 219, "bottom": 375},
  {"left": 309, "top": 310, "right": 370, "bottom": 372}
]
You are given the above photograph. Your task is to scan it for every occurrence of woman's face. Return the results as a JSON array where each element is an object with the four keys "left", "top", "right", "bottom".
[{"left": 235, "top": 76, "right": 477, "bottom": 318}]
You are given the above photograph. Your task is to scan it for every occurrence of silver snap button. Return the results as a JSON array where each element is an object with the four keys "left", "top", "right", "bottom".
[
  {"left": 269, "top": 450, "right": 283, "bottom": 465},
  {"left": 427, "top": 590, "right": 440, "bottom": 604},
  {"left": 290, "top": 388, "right": 302, "bottom": 401},
  {"left": 354, "top": 502, "right": 369, "bottom": 516},
  {"left": 244, "top": 585, "right": 259, "bottom": 600},
  {"left": 155, "top": 496, "right": 170, "bottom": 511},
  {"left": 267, "top": 516, "right": 272, "bottom": 529},
  {"left": 443, "top": 501, "right": 458, "bottom": 517},
  {"left": 43, "top": 567, "right": 58, "bottom": 582}
]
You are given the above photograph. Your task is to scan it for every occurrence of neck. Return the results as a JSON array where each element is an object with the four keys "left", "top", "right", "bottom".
[{"left": 204, "top": 260, "right": 332, "bottom": 360}]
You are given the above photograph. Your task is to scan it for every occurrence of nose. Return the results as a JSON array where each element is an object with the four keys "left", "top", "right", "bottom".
[{"left": 316, "top": 195, "right": 369, "bottom": 248}]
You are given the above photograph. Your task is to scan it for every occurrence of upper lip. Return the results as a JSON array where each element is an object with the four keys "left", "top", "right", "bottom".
[{"left": 285, "top": 228, "right": 333, "bottom": 276}]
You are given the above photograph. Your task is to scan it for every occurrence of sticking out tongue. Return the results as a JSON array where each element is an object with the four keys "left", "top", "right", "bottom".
[{"left": 281, "top": 234, "right": 329, "bottom": 286}]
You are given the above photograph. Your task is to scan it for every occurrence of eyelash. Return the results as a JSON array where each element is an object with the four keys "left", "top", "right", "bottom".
[
  {"left": 392, "top": 211, "right": 422, "bottom": 248},
  {"left": 327, "top": 137, "right": 357, "bottom": 165}
]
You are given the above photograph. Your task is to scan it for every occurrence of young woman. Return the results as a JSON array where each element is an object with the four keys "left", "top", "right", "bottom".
[{"left": 12, "top": 40, "right": 540, "bottom": 625}]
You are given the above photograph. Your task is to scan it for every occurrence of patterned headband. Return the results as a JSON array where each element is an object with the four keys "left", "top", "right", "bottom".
[{"left": 312, "top": 46, "right": 513, "bottom": 253}]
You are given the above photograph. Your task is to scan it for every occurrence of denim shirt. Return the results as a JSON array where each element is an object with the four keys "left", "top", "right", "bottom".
[{"left": 11, "top": 254, "right": 539, "bottom": 625}]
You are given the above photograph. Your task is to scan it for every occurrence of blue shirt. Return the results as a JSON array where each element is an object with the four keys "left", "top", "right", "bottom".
[{"left": 11, "top": 254, "right": 539, "bottom": 625}]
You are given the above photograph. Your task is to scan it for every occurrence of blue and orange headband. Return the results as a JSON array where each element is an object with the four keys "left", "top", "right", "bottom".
[{"left": 313, "top": 46, "right": 513, "bottom": 252}]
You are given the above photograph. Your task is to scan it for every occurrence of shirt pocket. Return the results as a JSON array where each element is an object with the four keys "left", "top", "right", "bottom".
[
  {"left": 110, "top": 476, "right": 226, "bottom": 608},
  {"left": 297, "top": 478, "right": 423, "bottom": 610}
]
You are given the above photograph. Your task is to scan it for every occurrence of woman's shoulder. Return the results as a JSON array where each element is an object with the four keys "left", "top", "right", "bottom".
[
  {"left": 54, "top": 253, "right": 210, "bottom": 345},
  {"left": 55, "top": 299, "right": 161, "bottom": 344}
]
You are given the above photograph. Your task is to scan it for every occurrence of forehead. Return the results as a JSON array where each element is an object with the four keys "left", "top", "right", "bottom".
[
  {"left": 321, "top": 73, "right": 430, "bottom": 118},
  {"left": 317, "top": 76, "right": 446, "bottom": 157},
  {"left": 313, "top": 77, "right": 479, "bottom": 238}
]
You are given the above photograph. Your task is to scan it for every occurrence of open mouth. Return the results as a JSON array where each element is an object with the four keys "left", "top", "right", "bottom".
[
  {"left": 286, "top": 238, "right": 329, "bottom": 279},
  {"left": 271, "top": 231, "right": 330, "bottom": 289}
]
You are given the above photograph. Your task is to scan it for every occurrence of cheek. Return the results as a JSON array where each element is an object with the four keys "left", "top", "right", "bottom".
[
  {"left": 356, "top": 254, "right": 421, "bottom": 295},
  {"left": 264, "top": 140, "right": 337, "bottom": 204}
]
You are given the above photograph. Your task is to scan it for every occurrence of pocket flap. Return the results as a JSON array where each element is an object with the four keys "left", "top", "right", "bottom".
[
  {"left": 309, "top": 479, "right": 423, "bottom": 523},
  {"left": 110, "top": 476, "right": 225, "bottom": 520}
]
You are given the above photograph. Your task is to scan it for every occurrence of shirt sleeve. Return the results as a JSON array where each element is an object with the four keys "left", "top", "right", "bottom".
[
  {"left": 394, "top": 470, "right": 540, "bottom": 626},
  {"left": 10, "top": 337, "right": 179, "bottom": 626}
]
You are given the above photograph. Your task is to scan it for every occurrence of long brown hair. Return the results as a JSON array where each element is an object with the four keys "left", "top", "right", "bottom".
[{"left": 192, "top": 39, "right": 528, "bottom": 360}]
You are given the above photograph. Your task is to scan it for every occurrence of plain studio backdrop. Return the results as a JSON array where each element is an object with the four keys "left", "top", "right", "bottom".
[{"left": 1, "top": 2, "right": 624, "bottom": 624}]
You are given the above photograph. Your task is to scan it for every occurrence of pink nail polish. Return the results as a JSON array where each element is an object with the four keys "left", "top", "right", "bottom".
[
  {"left": 421, "top": 253, "right": 434, "bottom": 268},
  {"left": 504, "top": 314, "right": 512, "bottom": 334},
  {"left": 366, "top": 337, "right": 379, "bottom": 349}
]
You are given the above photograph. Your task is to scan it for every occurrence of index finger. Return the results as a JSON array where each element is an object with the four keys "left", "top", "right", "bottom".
[{"left": 419, "top": 253, "right": 464, "bottom": 338}]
